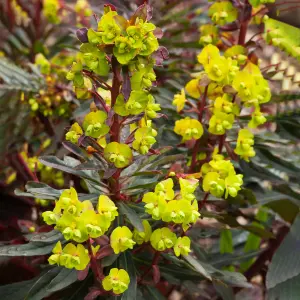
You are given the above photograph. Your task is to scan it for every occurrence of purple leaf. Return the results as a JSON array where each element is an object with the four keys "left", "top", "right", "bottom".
[
  {"left": 130, "top": 3, "right": 152, "bottom": 23},
  {"left": 152, "top": 46, "right": 169, "bottom": 66},
  {"left": 84, "top": 289, "right": 103, "bottom": 300},
  {"left": 103, "top": 167, "right": 117, "bottom": 179},
  {"left": 153, "top": 27, "right": 163, "bottom": 39},
  {"left": 152, "top": 265, "right": 160, "bottom": 284},
  {"left": 121, "top": 66, "right": 131, "bottom": 102},
  {"left": 78, "top": 265, "right": 89, "bottom": 281},
  {"left": 93, "top": 91, "right": 109, "bottom": 113},
  {"left": 95, "top": 245, "right": 114, "bottom": 259},
  {"left": 76, "top": 28, "right": 88, "bottom": 43},
  {"left": 104, "top": 4, "right": 116, "bottom": 12},
  {"left": 122, "top": 113, "right": 145, "bottom": 126}
]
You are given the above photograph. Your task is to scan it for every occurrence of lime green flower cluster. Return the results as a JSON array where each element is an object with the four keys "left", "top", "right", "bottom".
[
  {"left": 208, "top": 1, "right": 238, "bottom": 26},
  {"left": 199, "top": 24, "right": 220, "bottom": 46},
  {"left": 29, "top": 53, "right": 75, "bottom": 117},
  {"left": 75, "top": 0, "right": 92, "bottom": 17},
  {"left": 49, "top": 241, "right": 93, "bottom": 271},
  {"left": 42, "top": 188, "right": 118, "bottom": 242},
  {"left": 66, "top": 123, "right": 83, "bottom": 144},
  {"left": 66, "top": 110, "right": 110, "bottom": 142},
  {"left": 150, "top": 227, "right": 191, "bottom": 257},
  {"left": 132, "top": 123, "right": 157, "bottom": 154},
  {"left": 103, "top": 268, "right": 130, "bottom": 295},
  {"left": 133, "top": 220, "right": 152, "bottom": 245},
  {"left": 142, "top": 178, "right": 200, "bottom": 231},
  {"left": 174, "top": 117, "right": 204, "bottom": 142},
  {"left": 201, "top": 149, "right": 243, "bottom": 198},
  {"left": 35, "top": 54, "right": 51, "bottom": 75},
  {"left": 173, "top": 89, "right": 186, "bottom": 112},
  {"left": 234, "top": 129, "right": 256, "bottom": 162},
  {"left": 65, "top": 6, "right": 161, "bottom": 157},
  {"left": 20, "top": 151, "right": 64, "bottom": 187},
  {"left": 224, "top": 45, "right": 248, "bottom": 66},
  {"left": 43, "top": 0, "right": 61, "bottom": 24},
  {"left": 177, "top": 43, "right": 270, "bottom": 146},
  {"left": 46, "top": 188, "right": 132, "bottom": 293},
  {"left": 114, "top": 91, "right": 160, "bottom": 119},
  {"left": 104, "top": 142, "right": 133, "bottom": 168},
  {"left": 11, "top": 0, "right": 29, "bottom": 25},
  {"left": 110, "top": 226, "right": 136, "bottom": 254},
  {"left": 232, "top": 62, "right": 271, "bottom": 108}
]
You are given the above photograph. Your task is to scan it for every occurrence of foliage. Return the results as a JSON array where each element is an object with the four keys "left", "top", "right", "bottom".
[{"left": 1, "top": 1, "right": 300, "bottom": 300}]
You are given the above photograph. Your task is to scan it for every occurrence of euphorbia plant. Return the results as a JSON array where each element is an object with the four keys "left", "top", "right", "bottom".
[{"left": 2, "top": 1, "right": 298, "bottom": 299}]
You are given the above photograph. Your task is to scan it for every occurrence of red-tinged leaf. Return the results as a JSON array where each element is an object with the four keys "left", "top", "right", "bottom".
[
  {"left": 152, "top": 265, "right": 160, "bottom": 284},
  {"left": 114, "top": 15, "right": 128, "bottom": 32},
  {"left": 93, "top": 91, "right": 109, "bottom": 113},
  {"left": 96, "top": 245, "right": 114, "bottom": 259},
  {"left": 130, "top": 3, "right": 152, "bottom": 24},
  {"left": 78, "top": 265, "right": 90, "bottom": 281},
  {"left": 103, "top": 167, "right": 117, "bottom": 179},
  {"left": 62, "top": 141, "right": 89, "bottom": 159},
  {"left": 125, "top": 128, "right": 138, "bottom": 144},
  {"left": 76, "top": 28, "right": 88, "bottom": 43},
  {"left": 94, "top": 235, "right": 109, "bottom": 246},
  {"left": 104, "top": 4, "right": 116, "bottom": 12},
  {"left": 219, "top": 23, "right": 239, "bottom": 31},
  {"left": 153, "top": 27, "right": 163, "bottom": 39},
  {"left": 152, "top": 46, "right": 169, "bottom": 66},
  {"left": 155, "top": 113, "right": 168, "bottom": 119},
  {"left": 199, "top": 75, "right": 211, "bottom": 87},
  {"left": 121, "top": 66, "right": 131, "bottom": 102},
  {"left": 122, "top": 113, "right": 145, "bottom": 126},
  {"left": 78, "top": 135, "right": 86, "bottom": 146},
  {"left": 84, "top": 289, "right": 103, "bottom": 300}
]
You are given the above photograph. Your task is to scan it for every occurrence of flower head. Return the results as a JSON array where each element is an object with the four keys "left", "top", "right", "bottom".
[
  {"left": 174, "top": 117, "right": 204, "bottom": 142},
  {"left": 65, "top": 122, "right": 83, "bottom": 144},
  {"left": 110, "top": 226, "right": 136, "bottom": 254},
  {"left": 174, "top": 236, "right": 191, "bottom": 257},
  {"left": 104, "top": 142, "right": 133, "bottom": 168},
  {"left": 102, "top": 268, "right": 130, "bottom": 295},
  {"left": 133, "top": 220, "right": 152, "bottom": 245},
  {"left": 173, "top": 89, "right": 186, "bottom": 112},
  {"left": 150, "top": 227, "right": 177, "bottom": 251}
]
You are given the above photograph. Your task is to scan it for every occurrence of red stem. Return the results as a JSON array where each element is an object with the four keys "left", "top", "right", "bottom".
[
  {"left": 16, "top": 153, "right": 39, "bottom": 182},
  {"left": 87, "top": 239, "right": 104, "bottom": 281},
  {"left": 238, "top": 21, "right": 249, "bottom": 46},
  {"left": 198, "top": 192, "right": 209, "bottom": 210},
  {"left": 138, "top": 251, "right": 160, "bottom": 283},
  {"left": 189, "top": 86, "right": 208, "bottom": 173},
  {"left": 218, "top": 134, "right": 226, "bottom": 153}
]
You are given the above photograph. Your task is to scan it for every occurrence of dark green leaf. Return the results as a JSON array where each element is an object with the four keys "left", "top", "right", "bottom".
[
  {"left": 184, "top": 255, "right": 212, "bottom": 280},
  {"left": 220, "top": 229, "right": 234, "bottom": 254},
  {"left": 0, "top": 241, "right": 57, "bottom": 256},
  {"left": 118, "top": 202, "right": 144, "bottom": 231},
  {"left": 46, "top": 268, "right": 78, "bottom": 292},
  {"left": 118, "top": 252, "right": 137, "bottom": 300},
  {"left": 39, "top": 156, "right": 100, "bottom": 184},
  {"left": 213, "top": 279, "right": 235, "bottom": 300},
  {"left": 265, "top": 199, "right": 299, "bottom": 223},
  {"left": 25, "top": 230, "right": 62, "bottom": 245},
  {"left": 142, "top": 286, "right": 166, "bottom": 300},
  {"left": 266, "top": 214, "right": 300, "bottom": 291}
]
